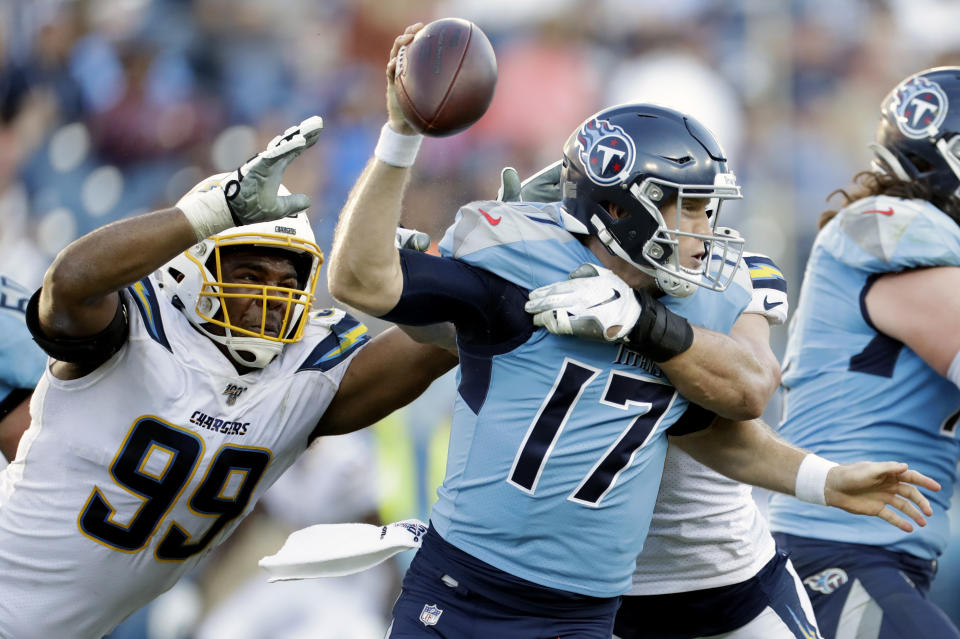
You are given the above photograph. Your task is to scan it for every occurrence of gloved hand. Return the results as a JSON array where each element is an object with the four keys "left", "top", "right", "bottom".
[
  {"left": 222, "top": 115, "right": 324, "bottom": 224},
  {"left": 497, "top": 160, "right": 563, "bottom": 203},
  {"left": 177, "top": 116, "right": 324, "bottom": 240},
  {"left": 395, "top": 227, "right": 431, "bottom": 252},
  {"left": 258, "top": 519, "right": 429, "bottom": 581},
  {"left": 524, "top": 263, "right": 641, "bottom": 341}
]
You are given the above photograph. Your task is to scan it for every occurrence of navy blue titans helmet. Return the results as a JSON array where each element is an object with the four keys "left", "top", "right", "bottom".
[
  {"left": 560, "top": 103, "right": 743, "bottom": 297},
  {"left": 873, "top": 67, "right": 960, "bottom": 217}
]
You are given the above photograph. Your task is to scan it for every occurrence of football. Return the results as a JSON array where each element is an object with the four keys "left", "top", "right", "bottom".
[{"left": 395, "top": 18, "right": 497, "bottom": 137}]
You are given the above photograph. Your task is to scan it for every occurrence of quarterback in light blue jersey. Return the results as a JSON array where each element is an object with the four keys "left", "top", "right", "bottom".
[
  {"left": 501, "top": 164, "right": 823, "bottom": 639},
  {"left": 327, "top": 24, "right": 939, "bottom": 639},
  {"left": 770, "top": 67, "right": 960, "bottom": 638},
  {"left": 0, "top": 275, "right": 46, "bottom": 462}
]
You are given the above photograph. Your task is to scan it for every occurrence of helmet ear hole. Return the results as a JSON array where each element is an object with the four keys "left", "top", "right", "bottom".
[
  {"left": 167, "top": 267, "right": 186, "bottom": 284},
  {"left": 291, "top": 252, "right": 314, "bottom": 289}
]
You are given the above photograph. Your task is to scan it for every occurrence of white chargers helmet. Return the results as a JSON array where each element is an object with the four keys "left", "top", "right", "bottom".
[{"left": 158, "top": 174, "right": 324, "bottom": 368}]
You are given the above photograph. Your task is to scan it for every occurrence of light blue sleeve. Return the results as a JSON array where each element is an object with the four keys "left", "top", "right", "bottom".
[
  {"left": 822, "top": 196, "right": 960, "bottom": 272},
  {"left": 0, "top": 278, "right": 47, "bottom": 391}
]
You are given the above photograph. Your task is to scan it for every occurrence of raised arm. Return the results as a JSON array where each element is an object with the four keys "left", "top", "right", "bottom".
[
  {"left": 672, "top": 417, "right": 941, "bottom": 533},
  {"left": 327, "top": 24, "right": 425, "bottom": 316},
  {"left": 39, "top": 210, "right": 197, "bottom": 341},
  {"left": 35, "top": 118, "right": 322, "bottom": 349}
]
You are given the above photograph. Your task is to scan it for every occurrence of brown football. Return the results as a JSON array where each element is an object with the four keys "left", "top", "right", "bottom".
[{"left": 395, "top": 18, "right": 497, "bottom": 137}]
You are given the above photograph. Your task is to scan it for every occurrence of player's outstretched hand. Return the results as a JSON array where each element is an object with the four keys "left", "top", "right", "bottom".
[
  {"left": 497, "top": 161, "right": 563, "bottom": 203},
  {"left": 825, "top": 461, "right": 941, "bottom": 532},
  {"left": 525, "top": 263, "right": 640, "bottom": 341},
  {"left": 176, "top": 116, "right": 323, "bottom": 241},
  {"left": 221, "top": 116, "right": 324, "bottom": 224}
]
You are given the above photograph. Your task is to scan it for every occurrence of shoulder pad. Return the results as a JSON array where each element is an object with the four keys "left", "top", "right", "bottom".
[
  {"left": 308, "top": 307, "right": 348, "bottom": 329},
  {"left": 821, "top": 196, "right": 960, "bottom": 272},
  {"left": 297, "top": 310, "right": 370, "bottom": 373},
  {"left": 437, "top": 200, "right": 597, "bottom": 290},
  {"left": 438, "top": 200, "right": 569, "bottom": 260}
]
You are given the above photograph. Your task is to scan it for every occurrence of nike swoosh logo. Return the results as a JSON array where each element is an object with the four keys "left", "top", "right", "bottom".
[
  {"left": 863, "top": 208, "right": 894, "bottom": 216},
  {"left": 763, "top": 296, "right": 783, "bottom": 311},
  {"left": 478, "top": 208, "right": 502, "bottom": 226},
  {"left": 587, "top": 290, "right": 621, "bottom": 309}
]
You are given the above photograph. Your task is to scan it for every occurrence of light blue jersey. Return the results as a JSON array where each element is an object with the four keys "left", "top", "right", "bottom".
[
  {"left": 769, "top": 196, "right": 960, "bottom": 560},
  {"left": 430, "top": 200, "right": 752, "bottom": 597},
  {"left": 0, "top": 276, "right": 46, "bottom": 402}
]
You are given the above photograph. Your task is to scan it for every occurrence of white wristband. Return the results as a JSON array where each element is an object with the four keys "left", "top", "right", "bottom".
[
  {"left": 795, "top": 453, "right": 838, "bottom": 506},
  {"left": 176, "top": 186, "right": 235, "bottom": 241},
  {"left": 374, "top": 123, "right": 423, "bottom": 168}
]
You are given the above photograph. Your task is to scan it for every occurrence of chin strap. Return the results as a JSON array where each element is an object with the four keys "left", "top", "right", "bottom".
[
  {"left": 590, "top": 214, "right": 697, "bottom": 298},
  {"left": 655, "top": 269, "right": 696, "bottom": 298}
]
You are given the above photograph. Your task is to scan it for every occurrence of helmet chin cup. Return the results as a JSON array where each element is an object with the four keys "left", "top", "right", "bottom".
[
  {"left": 656, "top": 269, "right": 696, "bottom": 298},
  {"left": 221, "top": 333, "right": 284, "bottom": 369}
]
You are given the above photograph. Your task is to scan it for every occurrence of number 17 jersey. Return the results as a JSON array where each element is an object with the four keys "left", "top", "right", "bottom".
[
  {"left": 417, "top": 201, "right": 751, "bottom": 598},
  {"left": 0, "top": 276, "right": 368, "bottom": 639}
]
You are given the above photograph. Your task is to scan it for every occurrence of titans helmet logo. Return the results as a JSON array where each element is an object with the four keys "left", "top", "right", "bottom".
[
  {"left": 892, "top": 76, "right": 949, "bottom": 140},
  {"left": 576, "top": 118, "right": 636, "bottom": 186}
]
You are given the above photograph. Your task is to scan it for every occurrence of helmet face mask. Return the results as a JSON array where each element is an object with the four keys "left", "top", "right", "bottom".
[
  {"left": 158, "top": 176, "right": 323, "bottom": 369},
  {"left": 874, "top": 67, "right": 960, "bottom": 214},
  {"left": 561, "top": 103, "right": 744, "bottom": 297}
]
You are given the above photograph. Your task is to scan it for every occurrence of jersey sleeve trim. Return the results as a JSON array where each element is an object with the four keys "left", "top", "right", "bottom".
[
  {"left": 858, "top": 273, "right": 881, "bottom": 332},
  {"left": 666, "top": 402, "right": 716, "bottom": 436},
  {"left": 296, "top": 314, "right": 370, "bottom": 373},
  {"left": 744, "top": 254, "right": 787, "bottom": 293},
  {"left": 126, "top": 278, "right": 171, "bottom": 351}
]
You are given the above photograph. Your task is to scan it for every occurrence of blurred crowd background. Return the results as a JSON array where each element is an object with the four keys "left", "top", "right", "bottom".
[{"left": 2, "top": 0, "right": 959, "bottom": 636}]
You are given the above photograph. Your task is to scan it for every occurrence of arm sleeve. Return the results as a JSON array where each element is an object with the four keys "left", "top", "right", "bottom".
[
  {"left": 381, "top": 249, "right": 534, "bottom": 347},
  {"left": 25, "top": 288, "right": 129, "bottom": 367}
]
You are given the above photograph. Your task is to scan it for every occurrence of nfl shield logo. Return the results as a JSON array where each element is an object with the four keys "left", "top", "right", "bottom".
[{"left": 419, "top": 603, "right": 443, "bottom": 626}]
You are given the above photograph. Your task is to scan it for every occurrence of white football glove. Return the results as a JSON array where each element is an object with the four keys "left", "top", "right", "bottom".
[
  {"left": 395, "top": 227, "right": 431, "bottom": 252},
  {"left": 524, "top": 263, "right": 640, "bottom": 341},
  {"left": 497, "top": 160, "right": 563, "bottom": 203},
  {"left": 177, "top": 116, "right": 324, "bottom": 240}
]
